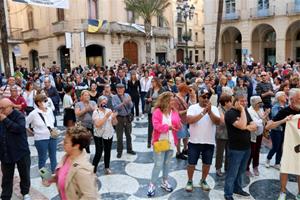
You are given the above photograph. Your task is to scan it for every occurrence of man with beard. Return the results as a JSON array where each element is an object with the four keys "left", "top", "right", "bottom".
[{"left": 266, "top": 88, "right": 300, "bottom": 200}]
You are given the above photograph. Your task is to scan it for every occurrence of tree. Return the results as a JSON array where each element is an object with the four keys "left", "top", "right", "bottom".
[
  {"left": 0, "top": 0, "right": 11, "bottom": 77},
  {"left": 214, "top": 0, "right": 224, "bottom": 65},
  {"left": 124, "top": 0, "right": 170, "bottom": 64}
]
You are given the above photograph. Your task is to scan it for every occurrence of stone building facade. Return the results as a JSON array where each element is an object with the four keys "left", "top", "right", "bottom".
[
  {"left": 7, "top": 0, "right": 204, "bottom": 71},
  {"left": 204, "top": 0, "right": 300, "bottom": 65}
]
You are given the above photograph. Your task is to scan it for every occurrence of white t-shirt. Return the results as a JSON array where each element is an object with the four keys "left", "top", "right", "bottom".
[
  {"left": 92, "top": 108, "right": 115, "bottom": 139},
  {"left": 187, "top": 104, "right": 220, "bottom": 145},
  {"left": 159, "top": 113, "right": 176, "bottom": 150}
]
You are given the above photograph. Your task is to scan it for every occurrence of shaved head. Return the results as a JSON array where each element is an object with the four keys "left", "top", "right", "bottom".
[{"left": 0, "top": 98, "right": 13, "bottom": 116}]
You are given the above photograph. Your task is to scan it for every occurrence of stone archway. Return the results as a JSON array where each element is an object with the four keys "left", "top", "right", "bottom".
[
  {"left": 286, "top": 20, "right": 300, "bottom": 62},
  {"left": 86, "top": 44, "right": 105, "bottom": 66},
  {"left": 252, "top": 24, "right": 276, "bottom": 65},
  {"left": 123, "top": 41, "right": 138, "bottom": 65},
  {"left": 221, "top": 27, "right": 242, "bottom": 65}
]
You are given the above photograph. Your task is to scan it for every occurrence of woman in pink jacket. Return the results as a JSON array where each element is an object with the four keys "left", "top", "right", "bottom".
[{"left": 147, "top": 92, "right": 182, "bottom": 197}]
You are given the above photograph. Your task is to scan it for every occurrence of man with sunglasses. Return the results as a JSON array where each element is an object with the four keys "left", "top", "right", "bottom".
[
  {"left": 185, "top": 88, "right": 220, "bottom": 192},
  {"left": 256, "top": 71, "right": 274, "bottom": 109}
]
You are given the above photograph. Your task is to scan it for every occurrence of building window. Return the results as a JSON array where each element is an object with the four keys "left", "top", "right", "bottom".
[
  {"left": 189, "top": 50, "right": 193, "bottom": 62},
  {"left": 195, "top": 50, "right": 199, "bottom": 54},
  {"left": 158, "top": 16, "right": 164, "bottom": 27},
  {"left": 89, "top": 0, "right": 98, "bottom": 19},
  {"left": 189, "top": 29, "right": 192, "bottom": 41},
  {"left": 57, "top": 9, "right": 65, "bottom": 21},
  {"left": 225, "top": 0, "right": 236, "bottom": 14},
  {"left": 195, "top": 32, "right": 198, "bottom": 42},
  {"left": 258, "top": 0, "right": 269, "bottom": 10},
  {"left": 194, "top": 13, "right": 198, "bottom": 24},
  {"left": 127, "top": 10, "right": 135, "bottom": 23},
  {"left": 178, "top": 27, "right": 183, "bottom": 42},
  {"left": 195, "top": 55, "right": 199, "bottom": 62},
  {"left": 27, "top": 10, "right": 34, "bottom": 30}
]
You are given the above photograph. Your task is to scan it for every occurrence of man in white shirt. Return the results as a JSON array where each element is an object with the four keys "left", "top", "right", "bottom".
[{"left": 185, "top": 88, "right": 220, "bottom": 192}]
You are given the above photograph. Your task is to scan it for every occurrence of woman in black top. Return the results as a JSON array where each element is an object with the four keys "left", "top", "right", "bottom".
[
  {"left": 128, "top": 70, "right": 141, "bottom": 118},
  {"left": 55, "top": 76, "right": 65, "bottom": 102},
  {"left": 89, "top": 83, "right": 100, "bottom": 103}
]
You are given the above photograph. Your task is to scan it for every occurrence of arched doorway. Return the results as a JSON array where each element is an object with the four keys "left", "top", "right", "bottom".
[
  {"left": 252, "top": 24, "right": 276, "bottom": 65},
  {"left": 123, "top": 41, "right": 138, "bottom": 65},
  {"left": 58, "top": 46, "right": 70, "bottom": 71},
  {"left": 29, "top": 50, "right": 39, "bottom": 70},
  {"left": 86, "top": 44, "right": 104, "bottom": 66},
  {"left": 176, "top": 49, "right": 184, "bottom": 62},
  {"left": 286, "top": 20, "right": 300, "bottom": 62},
  {"left": 221, "top": 27, "right": 242, "bottom": 65}
]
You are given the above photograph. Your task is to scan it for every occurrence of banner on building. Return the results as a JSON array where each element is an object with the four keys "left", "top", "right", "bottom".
[
  {"left": 12, "top": 0, "right": 69, "bottom": 9},
  {"left": 281, "top": 114, "right": 300, "bottom": 175},
  {"left": 87, "top": 19, "right": 108, "bottom": 33},
  {"left": 65, "top": 32, "right": 72, "bottom": 49}
]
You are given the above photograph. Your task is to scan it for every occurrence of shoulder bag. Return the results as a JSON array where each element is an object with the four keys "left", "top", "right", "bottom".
[
  {"left": 153, "top": 131, "right": 170, "bottom": 153},
  {"left": 38, "top": 113, "right": 59, "bottom": 139}
]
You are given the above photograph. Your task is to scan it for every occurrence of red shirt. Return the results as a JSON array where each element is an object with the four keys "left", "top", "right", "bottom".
[{"left": 9, "top": 96, "right": 27, "bottom": 114}]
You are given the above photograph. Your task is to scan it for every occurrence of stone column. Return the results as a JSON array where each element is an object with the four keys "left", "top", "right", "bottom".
[
  {"left": 276, "top": 38, "right": 286, "bottom": 64},
  {"left": 69, "top": 32, "right": 86, "bottom": 68}
]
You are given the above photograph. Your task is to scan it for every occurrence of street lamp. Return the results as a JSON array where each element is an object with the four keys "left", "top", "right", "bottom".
[{"left": 176, "top": 0, "right": 195, "bottom": 66}]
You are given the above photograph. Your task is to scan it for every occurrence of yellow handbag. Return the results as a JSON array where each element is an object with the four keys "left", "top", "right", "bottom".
[{"left": 153, "top": 139, "right": 170, "bottom": 153}]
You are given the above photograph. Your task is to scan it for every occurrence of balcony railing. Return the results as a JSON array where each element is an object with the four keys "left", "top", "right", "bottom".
[
  {"left": 22, "top": 29, "right": 39, "bottom": 42},
  {"left": 223, "top": 10, "right": 241, "bottom": 21},
  {"left": 286, "top": 2, "right": 300, "bottom": 15},
  {"left": 153, "top": 27, "right": 170, "bottom": 37},
  {"left": 250, "top": 6, "right": 275, "bottom": 19},
  {"left": 9, "top": 28, "right": 23, "bottom": 40}
]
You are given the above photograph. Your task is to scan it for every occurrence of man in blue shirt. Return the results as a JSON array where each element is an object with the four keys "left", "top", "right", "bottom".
[{"left": 112, "top": 83, "right": 136, "bottom": 158}]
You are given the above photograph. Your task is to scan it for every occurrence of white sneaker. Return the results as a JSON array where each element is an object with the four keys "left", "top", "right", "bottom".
[
  {"left": 265, "top": 159, "right": 270, "bottom": 168},
  {"left": 274, "top": 164, "right": 281, "bottom": 170},
  {"left": 23, "top": 194, "right": 31, "bottom": 200},
  {"left": 278, "top": 192, "right": 286, "bottom": 200}
]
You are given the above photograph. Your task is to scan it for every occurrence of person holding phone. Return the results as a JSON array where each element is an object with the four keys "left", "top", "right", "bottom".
[
  {"left": 224, "top": 94, "right": 257, "bottom": 200},
  {"left": 92, "top": 96, "right": 118, "bottom": 174}
]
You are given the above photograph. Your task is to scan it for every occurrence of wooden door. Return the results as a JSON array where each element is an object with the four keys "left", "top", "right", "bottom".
[
  {"left": 176, "top": 49, "right": 184, "bottom": 62},
  {"left": 123, "top": 41, "right": 138, "bottom": 65}
]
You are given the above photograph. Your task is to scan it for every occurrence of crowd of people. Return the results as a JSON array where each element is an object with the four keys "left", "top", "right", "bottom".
[{"left": 0, "top": 58, "right": 299, "bottom": 200}]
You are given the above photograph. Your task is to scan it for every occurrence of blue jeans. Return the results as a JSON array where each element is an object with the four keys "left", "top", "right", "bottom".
[
  {"left": 140, "top": 92, "right": 147, "bottom": 114},
  {"left": 34, "top": 138, "right": 57, "bottom": 173},
  {"left": 224, "top": 148, "right": 251, "bottom": 198},
  {"left": 267, "top": 130, "right": 284, "bottom": 164},
  {"left": 150, "top": 150, "right": 173, "bottom": 184}
]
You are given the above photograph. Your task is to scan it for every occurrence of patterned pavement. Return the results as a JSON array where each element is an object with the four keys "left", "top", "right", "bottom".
[{"left": 4, "top": 114, "right": 299, "bottom": 200}]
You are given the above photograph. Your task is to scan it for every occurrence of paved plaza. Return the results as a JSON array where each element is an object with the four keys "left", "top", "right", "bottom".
[{"left": 3, "top": 115, "right": 298, "bottom": 200}]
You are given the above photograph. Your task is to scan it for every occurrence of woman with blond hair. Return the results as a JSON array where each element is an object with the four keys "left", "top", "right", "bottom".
[{"left": 147, "top": 91, "right": 182, "bottom": 197}]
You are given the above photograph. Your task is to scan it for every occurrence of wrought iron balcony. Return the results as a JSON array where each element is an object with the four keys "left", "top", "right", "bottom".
[
  {"left": 250, "top": 6, "right": 275, "bottom": 19},
  {"left": 22, "top": 29, "right": 39, "bottom": 42},
  {"left": 223, "top": 10, "right": 241, "bottom": 21},
  {"left": 286, "top": 2, "right": 300, "bottom": 15}
]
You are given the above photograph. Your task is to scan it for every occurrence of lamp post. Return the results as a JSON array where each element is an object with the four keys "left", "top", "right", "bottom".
[{"left": 176, "top": 0, "right": 195, "bottom": 66}]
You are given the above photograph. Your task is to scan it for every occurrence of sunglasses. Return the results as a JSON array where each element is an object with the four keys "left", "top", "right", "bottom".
[{"left": 201, "top": 95, "right": 211, "bottom": 99}]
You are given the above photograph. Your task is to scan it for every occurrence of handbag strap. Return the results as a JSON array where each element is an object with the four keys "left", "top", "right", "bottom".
[{"left": 38, "top": 113, "right": 51, "bottom": 131}]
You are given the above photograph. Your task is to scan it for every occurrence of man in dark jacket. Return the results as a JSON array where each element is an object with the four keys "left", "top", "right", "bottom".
[
  {"left": 0, "top": 98, "right": 31, "bottom": 200},
  {"left": 44, "top": 78, "right": 60, "bottom": 125}
]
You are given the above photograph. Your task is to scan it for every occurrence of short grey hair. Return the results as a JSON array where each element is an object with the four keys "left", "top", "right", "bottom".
[
  {"left": 97, "top": 95, "right": 108, "bottom": 104},
  {"left": 250, "top": 96, "right": 262, "bottom": 107},
  {"left": 289, "top": 88, "right": 300, "bottom": 102}
]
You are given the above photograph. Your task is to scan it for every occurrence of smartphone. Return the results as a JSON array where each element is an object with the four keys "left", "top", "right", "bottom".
[{"left": 39, "top": 167, "right": 52, "bottom": 180}]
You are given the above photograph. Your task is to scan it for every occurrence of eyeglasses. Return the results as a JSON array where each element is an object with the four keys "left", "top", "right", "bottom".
[{"left": 261, "top": 74, "right": 266, "bottom": 77}]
